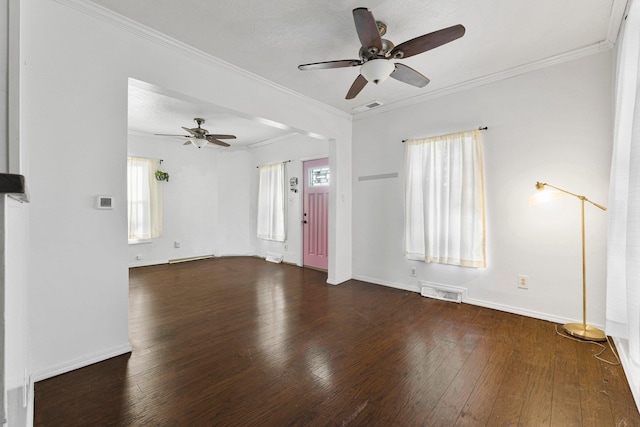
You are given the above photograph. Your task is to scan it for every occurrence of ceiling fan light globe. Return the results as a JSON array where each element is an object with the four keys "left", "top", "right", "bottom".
[
  {"left": 361, "top": 59, "right": 395, "bottom": 84},
  {"left": 192, "top": 139, "right": 208, "bottom": 148}
]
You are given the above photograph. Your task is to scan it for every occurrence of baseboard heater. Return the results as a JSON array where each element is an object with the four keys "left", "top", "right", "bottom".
[
  {"left": 168, "top": 255, "right": 214, "bottom": 264},
  {"left": 420, "top": 281, "right": 466, "bottom": 304}
]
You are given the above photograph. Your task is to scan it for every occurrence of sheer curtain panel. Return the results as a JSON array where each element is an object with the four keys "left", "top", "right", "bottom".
[
  {"left": 404, "top": 130, "right": 486, "bottom": 267},
  {"left": 606, "top": 0, "right": 640, "bottom": 376},
  {"left": 127, "top": 156, "right": 162, "bottom": 240},
  {"left": 257, "top": 162, "right": 286, "bottom": 241}
]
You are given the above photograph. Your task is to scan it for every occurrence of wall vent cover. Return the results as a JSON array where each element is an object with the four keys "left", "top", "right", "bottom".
[
  {"left": 265, "top": 253, "right": 283, "bottom": 263},
  {"left": 96, "top": 196, "right": 113, "bottom": 209},
  {"left": 420, "top": 281, "right": 466, "bottom": 304}
]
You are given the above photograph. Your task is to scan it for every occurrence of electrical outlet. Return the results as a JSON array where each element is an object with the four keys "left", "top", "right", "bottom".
[
  {"left": 174, "top": 241, "right": 181, "bottom": 248},
  {"left": 284, "top": 243, "right": 288, "bottom": 251},
  {"left": 410, "top": 267, "right": 417, "bottom": 277},
  {"left": 518, "top": 274, "right": 529, "bottom": 290},
  {"left": 136, "top": 254, "right": 143, "bottom": 260}
]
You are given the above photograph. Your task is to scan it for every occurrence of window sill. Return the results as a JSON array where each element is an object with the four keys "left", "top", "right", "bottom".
[{"left": 128, "top": 239, "right": 153, "bottom": 245}]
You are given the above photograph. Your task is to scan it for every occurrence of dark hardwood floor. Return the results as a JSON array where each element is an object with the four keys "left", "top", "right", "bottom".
[{"left": 35, "top": 257, "right": 640, "bottom": 426}]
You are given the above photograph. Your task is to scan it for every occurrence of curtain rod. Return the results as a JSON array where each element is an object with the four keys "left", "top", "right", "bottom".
[
  {"left": 256, "top": 159, "right": 292, "bottom": 169},
  {"left": 402, "top": 126, "right": 488, "bottom": 143}
]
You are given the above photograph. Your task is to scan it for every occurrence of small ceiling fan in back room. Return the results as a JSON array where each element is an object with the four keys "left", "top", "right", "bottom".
[
  {"left": 155, "top": 118, "right": 236, "bottom": 148},
  {"left": 298, "top": 7, "right": 465, "bottom": 100}
]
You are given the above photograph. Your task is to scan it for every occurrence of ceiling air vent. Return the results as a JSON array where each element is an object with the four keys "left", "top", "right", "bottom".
[{"left": 353, "top": 100, "right": 384, "bottom": 113}]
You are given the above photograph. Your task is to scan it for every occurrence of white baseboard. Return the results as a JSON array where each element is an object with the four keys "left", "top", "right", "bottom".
[
  {"left": 128, "top": 258, "right": 168, "bottom": 268},
  {"left": 351, "top": 274, "right": 602, "bottom": 328},
  {"left": 168, "top": 255, "right": 214, "bottom": 264},
  {"left": 462, "top": 297, "right": 592, "bottom": 327},
  {"left": 611, "top": 337, "right": 640, "bottom": 412},
  {"left": 31, "top": 342, "right": 132, "bottom": 383},
  {"left": 327, "top": 274, "right": 353, "bottom": 285},
  {"left": 351, "top": 274, "right": 421, "bottom": 293},
  {"left": 129, "top": 254, "right": 216, "bottom": 268}
]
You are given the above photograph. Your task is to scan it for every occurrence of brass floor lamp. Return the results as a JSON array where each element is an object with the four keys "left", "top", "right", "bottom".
[{"left": 530, "top": 181, "right": 607, "bottom": 342}]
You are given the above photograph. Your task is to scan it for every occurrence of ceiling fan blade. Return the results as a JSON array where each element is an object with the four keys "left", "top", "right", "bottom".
[
  {"left": 346, "top": 74, "right": 368, "bottom": 100},
  {"left": 298, "top": 60, "right": 362, "bottom": 71},
  {"left": 206, "top": 137, "right": 231, "bottom": 147},
  {"left": 155, "top": 134, "right": 190, "bottom": 138},
  {"left": 390, "top": 63, "right": 430, "bottom": 88},
  {"left": 207, "top": 134, "right": 237, "bottom": 140},
  {"left": 182, "top": 126, "right": 197, "bottom": 135},
  {"left": 353, "top": 8, "right": 382, "bottom": 53},
  {"left": 390, "top": 24, "right": 466, "bottom": 59},
  {"left": 183, "top": 140, "right": 192, "bottom": 145}
]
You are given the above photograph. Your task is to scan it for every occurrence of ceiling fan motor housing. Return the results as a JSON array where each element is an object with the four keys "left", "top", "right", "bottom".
[
  {"left": 192, "top": 118, "right": 208, "bottom": 138},
  {"left": 360, "top": 39, "right": 395, "bottom": 61}
]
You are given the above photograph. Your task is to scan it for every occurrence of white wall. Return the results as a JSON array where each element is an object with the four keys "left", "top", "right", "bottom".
[
  {"left": 3, "top": 1, "right": 31, "bottom": 425},
  {"left": 217, "top": 149, "right": 253, "bottom": 256},
  {"left": 1, "top": 0, "right": 7, "bottom": 422},
  {"left": 127, "top": 133, "right": 218, "bottom": 266},
  {"left": 353, "top": 51, "right": 613, "bottom": 327},
  {"left": 0, "top": 0, "right": 7, "bottom": 172},
  {"left": 24, "top": 0, "right": 352, "bottom": 381},
  {"left": 4, "top": 197, "right": 29, "bottom": 427},
  {"left": 249, "top": 136, "right": 329, "bottom": 265}
]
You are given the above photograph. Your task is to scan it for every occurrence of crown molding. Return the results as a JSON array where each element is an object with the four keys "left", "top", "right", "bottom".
[
  {"left": 353, "top": 40, "right": 614, "bottom": 121},
  {"left": 53, "top": 0, "right": 351, "bottom": 121},
  {"left": 607, "top": 0, "right": 629, "bottom": 44}
]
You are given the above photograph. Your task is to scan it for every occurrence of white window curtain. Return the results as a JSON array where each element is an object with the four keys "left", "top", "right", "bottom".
[
  {"left": 606, "top": 0, "right": 640, "bottom": 369},
  {"left": 127, "top": 156, "right": 162, "bottom": 240},
  {"left": 404, "top": 130, "right": 486, "bottom": 267},
  {"left": 257, "top": 162, "right": 286, "bottom": 242}
]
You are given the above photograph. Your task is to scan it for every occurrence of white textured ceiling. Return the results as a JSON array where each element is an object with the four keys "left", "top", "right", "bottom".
[
  {"left": 128, "top": 81, "right": 296, "bottom": 148},
  {"left": 93, "top": 0, "right": 623, "bottom": 115},
  {"left": 106, "top": 0, "right": 624, "bottom": 145}
]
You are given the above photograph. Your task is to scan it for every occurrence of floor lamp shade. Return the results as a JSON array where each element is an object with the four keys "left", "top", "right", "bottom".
[{"left": 530, "top": 181, "right": 607, "bottom": 342}]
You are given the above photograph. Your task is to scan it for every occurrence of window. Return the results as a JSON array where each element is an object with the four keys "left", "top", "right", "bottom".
[
  {"left": 257, "top": 162, "right": 286, "bottom": 242},
  {"left": 309, "top": 166, "right": 330, "bottom": 186},
  {"left": 404, "top": 130, "right": 486, "bottom": 267},
  {"left": 127, "top": 156, "right": 162, "bottom": 240}
]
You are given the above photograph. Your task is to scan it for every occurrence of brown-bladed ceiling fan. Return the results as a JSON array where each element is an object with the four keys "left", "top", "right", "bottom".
[
  {"left": 155, "top": 118, "right": 236, "bottom": 148},
  {"left": 298, "top": 7, "right": 465, "bottom": 100}
]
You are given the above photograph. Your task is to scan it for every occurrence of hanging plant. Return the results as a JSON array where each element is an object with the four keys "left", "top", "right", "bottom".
[
  {"left": 155, "top": 170, "right": 170, "bottom": 182},
  {"left": 155, "top": 160, "right": 169, "bottom": 182}
]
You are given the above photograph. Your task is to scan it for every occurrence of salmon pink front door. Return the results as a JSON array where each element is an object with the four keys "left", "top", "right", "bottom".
[{"left": 303, "top": 158, "right": 329, "bottom": 270}]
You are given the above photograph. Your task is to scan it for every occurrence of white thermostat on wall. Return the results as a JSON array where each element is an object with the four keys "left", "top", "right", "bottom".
[{"left": 96, "top": 195, "right": 114, "bottom": 210}]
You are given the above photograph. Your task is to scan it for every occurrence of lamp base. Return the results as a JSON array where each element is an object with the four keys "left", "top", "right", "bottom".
[{"left": 563, "top": 323, "right": 606, "bottom": 342}]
